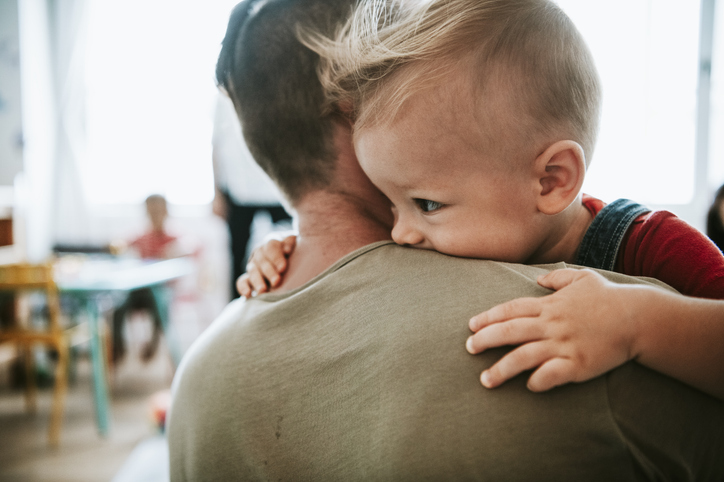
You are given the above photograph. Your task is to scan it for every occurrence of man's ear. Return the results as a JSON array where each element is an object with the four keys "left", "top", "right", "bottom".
[{"left": 533, "top": 140, "right": 586, "bottom": 215}]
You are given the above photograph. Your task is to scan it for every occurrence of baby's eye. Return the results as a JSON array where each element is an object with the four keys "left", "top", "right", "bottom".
[{"left": 414, "top": 199, "right": 444, "bottom": 213}]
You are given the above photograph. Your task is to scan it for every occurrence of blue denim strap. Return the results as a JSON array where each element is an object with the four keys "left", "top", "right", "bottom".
[{"left": 574, "top": 199, "right": 651, "bottom": 271}]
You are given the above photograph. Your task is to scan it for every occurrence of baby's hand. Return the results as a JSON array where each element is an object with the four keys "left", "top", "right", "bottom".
[
  {"left": 236, "top": 234, "right": 297, "bottom": 298},
  {"left": 466, "top": 268, "right": 639, "bottom": 392}
]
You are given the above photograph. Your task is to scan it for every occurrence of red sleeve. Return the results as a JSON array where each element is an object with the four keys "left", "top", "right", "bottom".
[{"left": 616, "top": 211, "right": 724, "bottom": 299}]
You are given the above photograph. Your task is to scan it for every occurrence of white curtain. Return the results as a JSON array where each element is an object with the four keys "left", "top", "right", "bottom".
[
  {"left": 16, "top": 0, "right": 91, "bottom": 258},
  {"left": 49, "top": 0, "right": 92, "bottom": 246},
  {"left": 17, "top": 0, "right": 57, "bottom": 260}
]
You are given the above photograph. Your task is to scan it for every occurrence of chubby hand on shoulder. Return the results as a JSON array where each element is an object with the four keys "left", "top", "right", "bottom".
[
  {"left": 466, "top": 268, "right": 639, "bottom": 392},
  {"left": 237, "top": 234, "right": 297, "bottom": 298}
]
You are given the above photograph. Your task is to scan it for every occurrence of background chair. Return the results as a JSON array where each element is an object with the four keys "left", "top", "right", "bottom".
[{"left": 0, "top": 262, "right": 69, "bottom": 447}]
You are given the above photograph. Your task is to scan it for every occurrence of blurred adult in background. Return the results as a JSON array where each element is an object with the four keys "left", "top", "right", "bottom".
[
  {"left": 212, "top": 92, "right": 292, "bottom": 299},
  {"left": 707, "top": 184, "right": 724, "bottom": 253}
]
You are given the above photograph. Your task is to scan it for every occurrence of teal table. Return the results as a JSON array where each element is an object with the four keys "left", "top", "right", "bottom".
[{"left": 55, "top": 256, "right": 193, "bottom": 437}]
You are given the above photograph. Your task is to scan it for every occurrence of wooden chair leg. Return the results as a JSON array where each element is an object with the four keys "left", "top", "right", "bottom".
[
  {"left": 24, "top": 344, "right": 37, "bottom": 414},
  {"left": 48, "top": 339, "right": 68, "bottom": 447}
]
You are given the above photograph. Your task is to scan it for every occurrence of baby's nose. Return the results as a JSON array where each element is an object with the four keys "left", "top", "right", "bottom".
[{"left": 391, "top": 219, "right": 425, "bottom": 246}]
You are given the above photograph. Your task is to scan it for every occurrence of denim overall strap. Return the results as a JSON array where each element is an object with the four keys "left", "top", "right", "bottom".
[{"left": 574, "top": 199, "right": 651, "bottom": 271}]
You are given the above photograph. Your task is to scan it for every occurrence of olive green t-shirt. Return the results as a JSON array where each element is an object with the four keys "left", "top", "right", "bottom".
[{"left": 168, "top": 241, "right": 724, "bottom": 481}]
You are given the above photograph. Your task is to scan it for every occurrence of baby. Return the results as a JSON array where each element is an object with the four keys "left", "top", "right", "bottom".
[{"left": 240, "top": 0, "right": 724, "bottom": 399}]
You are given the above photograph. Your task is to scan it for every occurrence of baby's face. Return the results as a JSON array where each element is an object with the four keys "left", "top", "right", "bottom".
[{"left": 355, "top": 85, "right": 547, "bottom": 263}]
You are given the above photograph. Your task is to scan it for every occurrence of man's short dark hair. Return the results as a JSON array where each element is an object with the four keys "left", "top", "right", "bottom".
[{"left": 216, "top": 0, "right": 356, "bottom": 204}]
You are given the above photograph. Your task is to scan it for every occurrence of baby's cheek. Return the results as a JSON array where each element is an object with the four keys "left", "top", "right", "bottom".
[{"left": 433, "top": 233, "right": 484, "bottom": 259}]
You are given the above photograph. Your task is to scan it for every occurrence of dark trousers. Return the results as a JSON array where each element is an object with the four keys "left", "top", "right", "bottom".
[
  {"left": 112, "top": 287, "right": 162, "bottom": 362},
  {"left": 225, "top": 193, "right": 291, "bottom": 299}
]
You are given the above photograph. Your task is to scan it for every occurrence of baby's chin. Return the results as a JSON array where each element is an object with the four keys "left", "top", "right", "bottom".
[{"left": 400, "top": 242, "right": 527, "bottom": 263}]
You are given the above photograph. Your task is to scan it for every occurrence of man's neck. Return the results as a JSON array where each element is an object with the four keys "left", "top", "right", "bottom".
[{"left": 273, "top": 191, "right": 392, "bottom": 293}]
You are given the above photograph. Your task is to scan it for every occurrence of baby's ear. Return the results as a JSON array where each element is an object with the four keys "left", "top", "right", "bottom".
[{"left": 534, "top": 140, "right": 586, "bottom": 215}]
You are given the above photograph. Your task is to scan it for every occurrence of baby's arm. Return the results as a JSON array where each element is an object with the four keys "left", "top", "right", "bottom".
[
  {"left": 466, "top": 268, "right": 724, "bottom": 400},
  {"left": 236, "top": 234, "right": 297, "bottom": 298}
]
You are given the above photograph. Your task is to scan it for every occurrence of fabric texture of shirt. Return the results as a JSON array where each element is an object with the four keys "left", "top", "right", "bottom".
[
  {"left": 167, "top": 241, "right": 724, "bottom": 481},
  {"left": 582, "top": 194, "right": 724, "bottom": 299}
]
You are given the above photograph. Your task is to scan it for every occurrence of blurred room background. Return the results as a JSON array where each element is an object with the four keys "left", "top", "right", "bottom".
[{"left": 0, "top": 0, "right": 722, "bottom": 480}]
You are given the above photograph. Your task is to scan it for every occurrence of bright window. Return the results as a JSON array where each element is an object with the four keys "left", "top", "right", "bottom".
[
  {"left": 84, "top": 0, "right": 239, "bottom": 206},
  {"left": 557, "top": 0, "right": 701, "bottom": 205},
  {"left": 710, "top": 0, "right": 724, "bottom": 192}
]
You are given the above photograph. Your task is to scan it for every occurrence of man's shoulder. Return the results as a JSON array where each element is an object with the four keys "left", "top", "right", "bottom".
[
  {"left": 172, "top": 298, "right": 247, "bottom": 383},
  {"left": 335, "top": 241, "right": 563, "bottom": 285},
  {"left": 339, "top": 242, "right": 671, "bottom": 296}
]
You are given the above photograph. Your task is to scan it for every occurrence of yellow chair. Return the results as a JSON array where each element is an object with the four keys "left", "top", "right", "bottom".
[{"left": 0, "top": 262, "right": 69, "bottom": 447}]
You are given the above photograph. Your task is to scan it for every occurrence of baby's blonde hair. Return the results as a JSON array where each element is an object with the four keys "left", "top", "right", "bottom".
[{"left": 302, "top": 0, "right": 602, "bottom": 164}]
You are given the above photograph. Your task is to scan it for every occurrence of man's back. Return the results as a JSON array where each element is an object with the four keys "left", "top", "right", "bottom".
[{"left": 169, "top": 242, "right": 724, "bottom": 481}]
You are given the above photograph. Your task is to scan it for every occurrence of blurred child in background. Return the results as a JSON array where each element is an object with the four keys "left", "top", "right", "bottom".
[{"left": 112, "top": 195, "right": 180, "bottom": 363}]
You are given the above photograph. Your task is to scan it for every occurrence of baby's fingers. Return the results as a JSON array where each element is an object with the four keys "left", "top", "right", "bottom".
[
  {"left": 249, "top": 256, "right": 283, "bottom": 287},
  {"left": 466, "top": 318, "right": 544, "bottom": 354},
  {"left": 537, "top": 268, "right": 597, "bottom": 291},
  {"left": 526, "top": 358, "right": 577, "bottom": 392},
  {"left": 469, "top": 297, "right": 543, "bottom": 332},
  {"left": 281, "top": 234, "right": 297, "bottom": 255},
  {"left": 252, "top": 240, "right": 288, "bottom": 273},
  {"left": 236, "top": 274, "right": 255, "bottom": 298},
  {"left": 480, "top": 342, "right": 551, "bottom": 388},
  {"left": 245, "top": 265, "right": 270, "bottom": 295}
]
